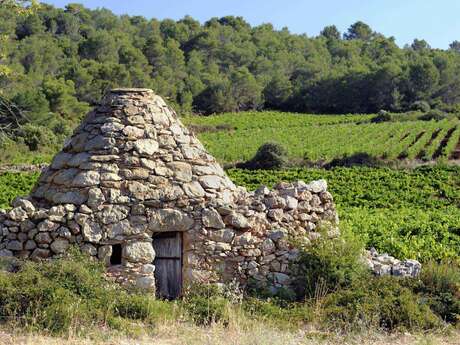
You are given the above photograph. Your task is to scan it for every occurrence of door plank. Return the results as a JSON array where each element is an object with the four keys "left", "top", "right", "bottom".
[
  {"left": 153, "top": 232, "right": 182, "bottom": 299},
  {"left": 153, "top": 232, "right": 181, "bottom": 258}
]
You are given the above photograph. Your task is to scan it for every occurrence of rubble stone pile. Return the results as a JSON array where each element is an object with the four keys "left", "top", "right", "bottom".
[{"left": 364, "top": 248, "right": 422, "bottom": 278}]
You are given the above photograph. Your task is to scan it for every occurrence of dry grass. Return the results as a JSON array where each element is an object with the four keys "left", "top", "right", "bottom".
[{"left": 1, "top": 323, "right": 458, "bottom": 345}]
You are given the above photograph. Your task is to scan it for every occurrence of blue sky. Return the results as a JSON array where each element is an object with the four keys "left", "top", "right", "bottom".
[{"left": 41, "top": 0, "right": 460, "bottom": 49}]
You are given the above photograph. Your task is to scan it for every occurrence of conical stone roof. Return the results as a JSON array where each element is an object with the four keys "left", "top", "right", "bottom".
[{"left": 33, "top": 88, "right": 236, "bottom": 208}]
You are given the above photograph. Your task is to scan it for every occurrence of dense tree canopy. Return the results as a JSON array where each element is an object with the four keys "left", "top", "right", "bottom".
[{"left": 1, "top": 0, "right": 460, "bottom": 124}]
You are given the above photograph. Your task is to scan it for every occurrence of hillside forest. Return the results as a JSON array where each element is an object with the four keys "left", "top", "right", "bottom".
[{"left": 2, "top": 2, "right": 460, "bottom": 127}]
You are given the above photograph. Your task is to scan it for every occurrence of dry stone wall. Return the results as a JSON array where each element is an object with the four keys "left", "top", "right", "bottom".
[{"left": 0, "top": 89, "right": 340, "bottom": 293}]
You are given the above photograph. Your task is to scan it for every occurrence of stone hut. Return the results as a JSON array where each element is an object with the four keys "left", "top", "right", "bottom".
[{"left": 0, "top": 89, "right": 339, "bottom": 299}]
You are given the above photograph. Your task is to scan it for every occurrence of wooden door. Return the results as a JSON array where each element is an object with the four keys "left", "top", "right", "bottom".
[{"left": 153, "top": 232, "right": 182, "bottom": 299}]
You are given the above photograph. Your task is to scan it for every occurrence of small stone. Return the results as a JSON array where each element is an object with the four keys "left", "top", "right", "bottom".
[
  {"left": 182, "top": 146, "right": 201, "bottom": 160},
  {"left": 81, "top": 243, "right": 97, "bottom": 256},
  {"left": 202, "top": 208, "right": 225, "bottom": 229},
  {"left": 261, "top": 238, "right": 275, "bottom": 254},
  {"left": 0, "top": 249, "right": 13, "bottom": 257},
  {"left": 50, "top": 239, "right": 69, "bottom": 254},
  {"left": 79, "top": 205, "right": 93, "bottom": 214},
  {"left": 225, "top": 213, "right": 249, "bottom": 229},
  {"left": 30, "top": 248, "right": 50, "bottom": 260},
  {"left": 127, "top": 115, "right": 145, "bottom": 125},
  {"left": 106, "top": 219, "right": 130, "bottom": 239},
  {"left": 50, "top": 152, "right": 72, "bottom": 169},
  {"left": 8, "top": 207, "right": 28, "bottom": 222},
  {"left": 72, "top": 171, "right": 100, "bottom": 187},
  {"left": 123, "top": 242, "right": 155, "bottom": 263},
  {"left": 87, "top": 188, "right": 105, "bottom": 208},
  {"left": 101, "top": 121, "right": 124, "bottom": 133},
  {"left": 199, "top": 175, "right": 221, "bottom": 189},
  {"left": 99, "top": 205, "right": 129, "bottom": 225},
  {"left": 134, "top": 139, "right": 159, "bottom": 155},
  {"left": 141, "top": 264, "right": 155, "bottom": 274},
  {"left": 373, "top": 263, "right": 392, "bottom": 276},
  {"left": 269, "top": 230, "right": 286, "bottom": 241},
  {"left": 24, "top": 240, "right": 37, "bottom": 250},
  {"left": 268, "top": 209, "right": 284, "bottom": 221},
  {"left": 38, "top": 220, "right": 59, "bottom": 232},
  {"left": 149, "top": 209, "right": 193, "bottom": 232},
  {"left": 255, "top": 185, "right": 270, "bottom": 196},
  {"left": 167, "top": 162, "right": 192, "bottom": 182},
  {"left": 85, "top": 135, "right": 115, "bottom": 151},
  {"left": 285, "top": 196, "right": 298, "bottom": 210},
  {"left": 123, "top": 126, "right": 145, "bottom": 139},
  {"left": 136, "top": 276, "right": 156, "bottom": 290},
  {"left": 20, "top": 220, "right": 35, "bottom": 232},
  {"left": 140, "top": 158, "right": 156, "bottom": 170},
  {"left": 126, "top": 181, "right": 151, "bottom": 200},
  {"left": 6, "top": 240, "right": 22, "bottom": 251},
  {"left": 183, "top": 181, "right": 205, "bottom": 198},
  {"left": 35, "top": 232, "right": 52, "bottom": 244},
  {"left": 67, "top": 153, "right": 91, "bottom": 167},
  {"left": 48, "top": 205, "right": 66, "bottom": 222},
  {"left": 52, "top": 191, "right": 87, "bottom": 205},
  {"left": 57, "top": 227, "right": 72, "bottom": 239},
  {"left": 52, "top": 168, "right": 79, "bottom": 185},
  {"left": 98, "top": 245, "right": 113, "bottom": 265},
  {"left": 234, "top": 232, "right": 254, "bottom": 246},
  {"left": 209, "top": 229, "right": 234, "bottom": 243},
  {"left": 12, "top": 198, "right": 35, "bottom": 214},
  {"left": 215, "top": 242, "right": 231, "bottom": 251},
  {"left": 273, "top": 272, "right": 290, "bottom": 285},
  {"left": 81, "top": 221, "right": 102, "bottom": 243},
  {"left": 306, "top": 179, "right": 327, "bottom": 193}
]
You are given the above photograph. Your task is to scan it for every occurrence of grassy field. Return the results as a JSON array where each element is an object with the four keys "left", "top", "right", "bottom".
[
  {"left": 1, "top": 327, "right": 459, "bottom": 345},
  {"left": 183, "top": 111, "right": 460, "bottom": 163}
]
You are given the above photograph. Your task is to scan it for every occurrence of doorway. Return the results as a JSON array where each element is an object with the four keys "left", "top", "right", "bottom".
[{"left": 153, "top": 232, "right": 182, "bottom": 299}]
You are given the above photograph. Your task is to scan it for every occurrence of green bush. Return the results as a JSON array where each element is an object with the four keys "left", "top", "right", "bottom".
[
  {"left": 371, "top": 111, "right": 392, "bottom": 123},
  {"left": 242, "top": 297, "right": 312, "bottom": 327},
  {"left": 409, "top": 261, "right": 460, "bottom": 324},
  {"left": 325, "top": 152, "right": 381, "bottom": 168},
  {"left": 294, "top": 232, "right": 368, "bottom": 299},
  {"left": 181, "top": 284, "right": 233, "bottom": 325},
  {"left": 0, "top": 249, "right": 176, "bottom": 335},
  {"left": 418, "top": 110, "right": 447, "bottom": 121},
  {"left": 239, "top": 142, "right": 288, "bottom": 170},
  {"left": 411, "top": 101, "right": 431, "bottom": 113},
  {"left": 323, "top": 276, "right": 442, "bottom": 331},
  {"left": 17, "top": 124, "right": 58, "bottom": 151}
]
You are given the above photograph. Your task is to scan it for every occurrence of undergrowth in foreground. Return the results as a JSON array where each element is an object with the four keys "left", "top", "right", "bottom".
[
  {"left": 0, "top": 249, "right": 178, "bottom": 337},
  {"left": 0, "top": 241, "right": 458, "bottom": 337}
]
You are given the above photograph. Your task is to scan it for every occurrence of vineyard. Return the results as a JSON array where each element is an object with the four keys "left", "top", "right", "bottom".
[
  {"left": 227, "top": 166, "right": 460, "bottom": 263},
  {"left": 1, "top": 166, "right": 458, "bottom": 263},
  {"left": 184, "top": 112, "right": 460, "bottom": 163}
]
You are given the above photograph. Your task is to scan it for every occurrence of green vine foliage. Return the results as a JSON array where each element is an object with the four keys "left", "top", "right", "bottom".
[{"left": 228, "top": 165, "right": 460, "bottom": 263}]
